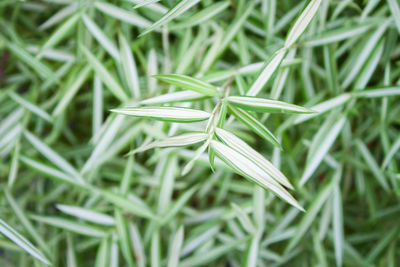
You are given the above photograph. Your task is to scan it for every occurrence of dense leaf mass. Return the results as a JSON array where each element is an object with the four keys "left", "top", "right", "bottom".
[{"left": 0, "top": 0, "right": 399, "bottom": 266}]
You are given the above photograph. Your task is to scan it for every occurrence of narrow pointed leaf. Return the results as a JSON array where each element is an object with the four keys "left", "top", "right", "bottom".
[
  {"left": 246, "top": 48, "right": 286, "bottom": 97},
  {"left": 154, "top": 74, "right": 219, "bottom": 96},
  {"left": 132, "top": 133, "right": 208, "bottom": 154},
  {"left": 300, "top": 115, "right": 346, "bottom": 186},
  {"left": 215, "top": 128, "right": 293, "bottom": 189},
  {"left": 30, "top": 215, "right": 106, "bottom": 238},
  {"left": 181, "top": 139, "right": 209, "bottom": 175},
  {"left": 141, "top": 0, "right": 200, "bottom": 36},
  {"left": 41, "top": 13, "right": 80, "bottom": 52},
  {"left": 285, "top": 167, "right": 340, "bottom": 253},
  {"left": 24, "top": 131, "right": 85, "bottom": 184},
  {"left": 211, "top": 140, "right": 303, "bottom": 211},
  {"left": 228, "top": 96, "right": 314, "bottom": 114},
  {"left": 171, "top": 1, "right": 230, "bottom": 29},
  {"left": 356, "top": 140, "right": 389, "bottom": 191},
  {"left": 111, "top": 107, "right": 210, "bottom": 122},
  {"left": 0, "top": 219, "right": 51, "bottom": 265},
  {"left": 231, "top": 203, "right": 256, "bottom": 234},
  {"left": 387, "top": 0, "right": 400, "bottom": 34},
  {"left": 94, "top": 2, "right": 151, "bottom": 28},
  {"left": 82, "top": 14, "right": 120, "bottom": 61},
  {"left": 6, "top": 42, "right": 57, "bottom": 82},
  {"left": 56, "top": 204, "right": 115, "bottom": 226},
  {"left": 140, "top": 90, "right": 204, "bottom": 105},
  {"left": 119, "top": 34, "right": 140, "bottom": 98},
  {"left": 8, "top": 92, "right": 52, "bottom": 123},
  {"left": 227, "top": 105, "right": 282, "bottom": 149},
  {"left": 285, "top": 0, "right": 322, "bottom": 48},
  {"left": 81, "top": 46, "right": 129, "bottom": 102},
  {"left": 167, "top": 226, "right": 184, "bottom": 267}
]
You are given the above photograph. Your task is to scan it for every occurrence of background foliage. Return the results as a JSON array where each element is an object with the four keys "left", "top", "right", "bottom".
[{"left": 0, "top": 0, "right": 400, "bottom": 266}]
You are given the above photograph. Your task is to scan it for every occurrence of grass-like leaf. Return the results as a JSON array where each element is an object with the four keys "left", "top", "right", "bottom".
[
  {"left": 286, "top": 167, "right": 340, "bottom": 253},
  {"left": 6, "top": 42, "right": 58, "bottom": 82},
  {"left": 30, "top": 215, "right": 107, "bottom": 238},
  {"left": 211, "top": 140, "right": 303, "bottom": 211},
  {"left": 154, "top": 74, "right": 219, "bottom": 96},
  {"left": 141, "top": 0, "right": 200, "bottom": 36},
  {"left": 228, "top": 96, "right": 314, "bottom": 114},
  {"left": 171, "top": 1, "right": 229, "bottom": 29},
  {"left": 300, "top": 114, "right": 346, "bottom": 186},
  {"left": 0, "top": 219, "right": 51, "bottom": 265},
  {"left": 246, "top": 48, "right": 286, "bottom": 97},
  {"left": 140, "top": 90, "right": 205, "bottom": 105},
  {"left": 111, "top": 107, "right": 210, "bottom": 123},
  {"left": 56, "top": 204, "right": 115, "bottom": 226},
  {"left": 81, "top": 46, "right": 129, "bottom": 102},
  {"left": 94, "top": 2, "right": 151, "bottom": 28},
  {"left": 167, "top": 226, "right": 184, "bottom": 267},
  {"left": 40, "top": 13, "right": 80, "bottom": 53},
  {"left": 82, "top": 14, "right": 120, "bottom": 62},
  {"left": 24, "top": 131, "right": 85, "bottom": 184},
  {"left": 227, "top": 105, "right": 282, "bottom": 148},
  {"left": 215, "top": 128, "right": 293, "bottom": 189},
  {"left": 132, "top": 133, "right": 208, "bottom": 154},
  {"left": 285, "top": 0, "right": 322, "bottom": 48}
]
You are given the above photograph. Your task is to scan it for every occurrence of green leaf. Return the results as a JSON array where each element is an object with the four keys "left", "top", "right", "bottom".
[
  {"left": 56, "top": 204, "right": 115, "bottom": 226},
  {"left": 246, "top": 48, "right": 286, "bottom": 97},
  {"left": 132, "top": 133, "right": 208, "bottom": 154},
  {"left": 227, "top": 105, "right": 282, "bottom": 149},
  {"left": 140, "top": 90, "right": 205, "bottom": 105},
  {"left": 134, "top": 0, "right": 161, "bottom": 9},
  {"left": 81, "top": 46, "right": 129, "bottom": 102},
  {"left": 41, "top": 13, "right": 80, "bottom": 52},
  {"left": 161, "top": 186, "right": 198, "bottom": 225},
  {"left": 293, "top": 94, "right": 351, "bottom": 125},
  {"left": 23, "top": 131, "right": 85, "bottom": 184},
  {"left": 228, "top": 96, "right": 314, "bottom": 114},
  {"left": 4, "top": 189, "right": 50, "bottom": 256},
  {"left": 181, "top": 139, "right": 210, "bottom": 175},
  {"left": 52, "top": 65, "right": 91, "bottom": 116},
  {"left": 82, "top": 14, "right": 120, "bottom": 61},
  {"left": 8, "top": 91, "right": 52, "bottom": 123},
  {"left": 154, "top": 74, "right": 219, "bottom": 96},
  {"left": 387, "top": 0, "right": 400, "bottom": 34},
  {"left": 332, "top": 184, "right": 344, "bottom": 267},
  {"left": 96, "top": 189, "right": 157, "bottom": 221},
  {"left": 179, "top": 237, "right": 248, "bottom": 267},
  {"left": 300, "top": 114, "right": 346, "bottom": 186},
  {"left": 285, "top": 0, "right": 322, "bottom": 48},
  {"left": 94, "top": 2, "right": 151, "bottom": 28},
  {"left": 115, "top": 210, "right": 135, "bottom": 267},
  {"left": 211, "top": 140, "right": 303, "bottom": 211},
  {"left": 119, "top": 33, "right": 140, "bottom": 98},
  {"left": 353, "top": 86, "right": 400, "bottom": 98},
  {"left": 286, "top": 167, "right": 341, "bottom": 253},
  {"left": 171, "top": 1, "right": 230, "bottom": 29},
  {"left": 95, "top": 237, "right": 111, "bottom": 267},
  {"left": 111, "top": 107, "right": 210, "bottom": 123},
  {"left": 141, "top": 0, "right": 200, "bottom": 36},
  {"left": 215, "top": 127, "right": 293, "bottom": 189},
  {"left": 20, "top": 155, "right": 85, "bottom": 187},
  {"left": 129, "top": 224, "right": 146, "bottom": 267},
  {"left": 6, "top": 42, "right": 58, "bottom": 82},
  {"left": 167, "top": 226, "right": 184, "bottom": 267},
  {"left": 356, "top": 139, "right": 389, "bottom": 191},
  {"left": 304, "top": 23, "right": 375, "bottom": 47},
  {"left": 30, "top": 215, "right": 107, "bottom": 238},
  {"left": 231, "top": 202, "right": 256, "bottom": 234},
  {"left": 0, "top": 219, "right": 51, "bottom": 265}
]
